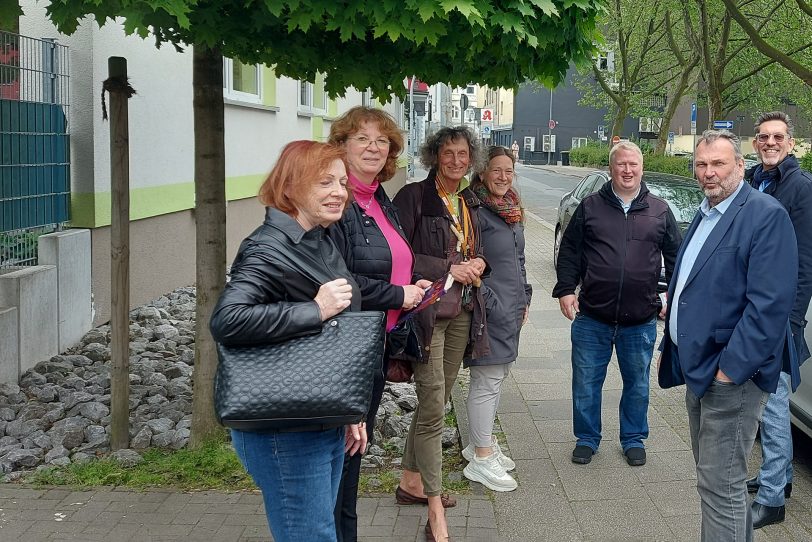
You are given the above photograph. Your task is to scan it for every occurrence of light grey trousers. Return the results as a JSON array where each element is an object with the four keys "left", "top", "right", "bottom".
[
  {"left": 686, "top": 379, "right": 766, "bottom": 542},
  {"left": 466, "top": 362, "right": 514, "bottom": 449}
]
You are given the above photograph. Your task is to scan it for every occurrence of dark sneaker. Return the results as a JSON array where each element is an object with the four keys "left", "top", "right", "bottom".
[
  {"left": 571, "top": 445, "right": 595, "bottom": 464},
  {"left": 624, "top": 447, "right": 646, "bottom": 466}
]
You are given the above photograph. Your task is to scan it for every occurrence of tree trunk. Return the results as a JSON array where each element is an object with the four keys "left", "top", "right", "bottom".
[
  {"left": 655, "top": 62, "right": 696, "bottom": 155},
  {"left": 189, "top": 44, "right": 227, "bottom": 448},
  {"left": 612, "top": 100, "right": 629, "bottom": 140}
]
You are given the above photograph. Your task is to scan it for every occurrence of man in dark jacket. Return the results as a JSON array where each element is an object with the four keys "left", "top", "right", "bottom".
[
  {"left": 553, "top": 141, "right": 682, "bottom": 467},
  {"left": 744, "top": 111, "right": 812, "bottom": 529}
]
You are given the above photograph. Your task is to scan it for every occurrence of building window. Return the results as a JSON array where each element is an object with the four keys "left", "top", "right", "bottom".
[
  {"left": 466, "top": 85, "right": 475, "bottom": 94},
  {"left": 298, "top": 79, "right": 328, "bottom": 114},
  {"left": 594, "top": 51, "right": 615, "bottom": 73},
  {"left": 452, "top": 105, "right": 460, "bottom": 120},
  {"left": 639, "top": 117, "right": 663, "bottom": 133},
  {"left": 465, "top": 109, "right": 476, "bottom": 123},
  {"left": 361, "top": 90, "right": 373, "bottom": 107},
  {"left": 572, "top": 137, "right": 589, "bottom": 149},
  {"left": 223, "top": 58, "right": 261, "bottom": 104}
]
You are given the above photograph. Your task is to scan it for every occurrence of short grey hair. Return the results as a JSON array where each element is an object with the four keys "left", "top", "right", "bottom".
[
  {"left": 420, "top": 126, "right": 485, "bottom": 173},
  {"left": 697, "top": 130, "right": 743, "bottom": 161},
  {"left": 754, "top": 111, "right": 794, "bottom": 138},
  {"left": 609, "top": 141, "right": 643, "bottom": 165}
]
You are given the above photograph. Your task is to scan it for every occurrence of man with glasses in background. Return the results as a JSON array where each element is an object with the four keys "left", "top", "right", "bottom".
[{"left": 744, "top": 111, "right": 812, "bottom": 529}]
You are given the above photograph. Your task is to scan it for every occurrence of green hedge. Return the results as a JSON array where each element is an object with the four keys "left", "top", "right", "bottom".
[
  {"left": 569, "top": 145, "right": 692, "bottom": 176},
  {"left": 801, "top": 152, "right": 812, "bottom": 172}
]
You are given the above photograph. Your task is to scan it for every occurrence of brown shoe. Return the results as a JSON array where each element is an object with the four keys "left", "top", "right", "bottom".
[{"left": 395, "top": 486, "right": 457, "bottom": 508}]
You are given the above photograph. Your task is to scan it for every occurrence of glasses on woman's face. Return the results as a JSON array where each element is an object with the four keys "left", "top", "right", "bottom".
[
  {"left": 348, "top": 135, "right": 391, "bottom": 149},
  {"left": 756, "top": 133, "right": 788, "bottom": 144}
]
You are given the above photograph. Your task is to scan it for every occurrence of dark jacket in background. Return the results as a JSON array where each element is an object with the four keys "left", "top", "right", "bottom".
[
  {"left": 746, "top": 155, "right": 812, "bottom": 364},
  {"left": 553, "top": 180, "right": 682, "bottom": 325},
  {"left": 392, "top": 170, "right": 490, "bottom": 359},
  {"left": 210, "top": 207, "right": 360, "bottom": 347},
  {"left": 327, "top": 185, "right": 414, "bottom": 311},
  {"left": 466, "top": 205, "right": 532, "bottom": 367}
]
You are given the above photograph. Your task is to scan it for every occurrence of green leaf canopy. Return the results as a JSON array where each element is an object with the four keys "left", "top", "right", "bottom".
[{"left": 42, "top": 0, "right": 602, "bottom": 96}]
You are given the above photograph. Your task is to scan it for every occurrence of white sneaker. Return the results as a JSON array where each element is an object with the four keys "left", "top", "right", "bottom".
[
  {"left": 462, "top": 437, "right": 516, "bottom": 471},
  {"left": 463, "top": 452, "right": 518, "bottom": 492}
]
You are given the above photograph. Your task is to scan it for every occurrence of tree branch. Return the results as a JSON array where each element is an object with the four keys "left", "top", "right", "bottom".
[{"left": 720, "top": 0, "right": 812, "bottom": 86}]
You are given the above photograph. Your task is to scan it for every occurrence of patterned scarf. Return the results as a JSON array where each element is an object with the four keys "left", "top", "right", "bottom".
[{"left": 473, "top": 183, "right": 523, "bottom": 224}]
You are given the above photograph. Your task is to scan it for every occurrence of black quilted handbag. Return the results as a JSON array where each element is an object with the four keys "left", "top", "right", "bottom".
[{"left": 214, "top": 311, "right": 385, "bottom": 430}]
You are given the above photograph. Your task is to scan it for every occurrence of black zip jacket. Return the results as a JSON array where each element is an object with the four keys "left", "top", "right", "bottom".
[
  {"left": 326, "top": 185, "right": 416, "bottom": 311},
  {"left": 552, "top": 180, "right": 682, "bottom": 325}
]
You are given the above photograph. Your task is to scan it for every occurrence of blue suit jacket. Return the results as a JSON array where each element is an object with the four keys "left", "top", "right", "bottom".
[{"left": 658, "top": 182, "right": 799, "bottom": 397}]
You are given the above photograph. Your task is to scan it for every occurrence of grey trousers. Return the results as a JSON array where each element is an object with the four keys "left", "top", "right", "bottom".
[
  {"left": 686, "top": 379, "right": 766, "bottom": 542},
  {"left": 466, "top": 363, "right": 513, "bottom": 448},
  {"left": 402, "top": 311, "right": 471, "bottom": 496}
]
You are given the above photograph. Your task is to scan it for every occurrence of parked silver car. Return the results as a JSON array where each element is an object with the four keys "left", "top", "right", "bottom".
[{"left": 791, "top": 307, "right": 812, "bottom": 437}]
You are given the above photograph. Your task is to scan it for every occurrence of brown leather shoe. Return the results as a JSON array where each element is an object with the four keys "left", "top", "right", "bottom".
[{"left": 395, "top": 486, "right": 457, "bottom": 508}]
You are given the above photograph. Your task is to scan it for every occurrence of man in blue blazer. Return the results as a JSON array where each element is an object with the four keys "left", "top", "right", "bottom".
[{"left": 658, "top": 130, "right": 798, "bottom": 542}]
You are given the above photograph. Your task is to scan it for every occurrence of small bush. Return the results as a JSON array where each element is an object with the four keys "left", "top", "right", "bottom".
[
  {"left": 643, "top": 154, "right": 692, "bottom": 176},
  {"left": 569, "top": 145, "right": 609, "bottom": 167},
  {"left": 568, "top": 145, "right": 692, "bottom": 177},
  {"left": 800, "top": 152, "right": 812, "bottom": 173}
]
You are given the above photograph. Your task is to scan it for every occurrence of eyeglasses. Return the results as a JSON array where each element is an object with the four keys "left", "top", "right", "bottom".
[
  {"left": 348, "top": 135, "right": 391, "bottom": 148},
  {"left": 756, "top": 133, "right": 789, "bottom": 143}
]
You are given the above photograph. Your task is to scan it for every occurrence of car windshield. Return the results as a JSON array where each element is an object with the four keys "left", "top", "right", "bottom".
[{"left": 646, "top": 182, "right": 704, "bottom": 225}]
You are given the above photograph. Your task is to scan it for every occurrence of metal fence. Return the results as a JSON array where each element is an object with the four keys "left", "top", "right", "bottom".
[{"left": 0, "top": 30, "right": 70, "bottom": 269}]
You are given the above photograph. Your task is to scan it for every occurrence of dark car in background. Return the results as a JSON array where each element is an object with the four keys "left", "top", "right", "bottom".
[{"left": 553, "top": 171, "right": 704, "bottom": 291}]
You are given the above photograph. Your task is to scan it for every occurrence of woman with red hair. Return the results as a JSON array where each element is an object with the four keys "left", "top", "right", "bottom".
[{"left": 210, "top": 140, "right": 367, "bottom": 542}]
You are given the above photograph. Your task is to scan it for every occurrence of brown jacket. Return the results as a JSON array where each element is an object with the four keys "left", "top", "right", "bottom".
[{"left": 392, "top": 170, "right": 490, "bottom": 359}]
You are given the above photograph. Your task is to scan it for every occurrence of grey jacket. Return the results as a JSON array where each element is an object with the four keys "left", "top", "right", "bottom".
[{"left": 465, "top": 206, "right": 532, "bottom": 367}]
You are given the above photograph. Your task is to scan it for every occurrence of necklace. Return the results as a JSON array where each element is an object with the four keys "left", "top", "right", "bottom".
[{"left": 356, "top": 194, "right": 374, "bottom": 211}]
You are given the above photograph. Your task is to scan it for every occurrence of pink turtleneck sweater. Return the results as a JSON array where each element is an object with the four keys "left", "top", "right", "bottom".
[{"left": 349, "top": 174, "right": 414, "bottom": 331}]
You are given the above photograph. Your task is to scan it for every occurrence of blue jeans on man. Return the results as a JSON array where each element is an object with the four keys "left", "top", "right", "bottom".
[
  {"left": 755, "top": 372, "right": 793, "bottom": 507},
  {"left": 571, "top": 313, "right": 656, "bottom": 452},
  {"left": 232, "top": 427, "right": 345, "bottom": 542}
]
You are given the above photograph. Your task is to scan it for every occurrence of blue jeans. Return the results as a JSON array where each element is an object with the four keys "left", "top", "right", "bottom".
[
  {"left": 232, "top": 427, "right": 345, "bottom": 542},
  {"left": 571, "top": 313, "right": 656, "bottom": 452},
  {"left": 755, "top": 372, "right": 793, "bottom": 507}
]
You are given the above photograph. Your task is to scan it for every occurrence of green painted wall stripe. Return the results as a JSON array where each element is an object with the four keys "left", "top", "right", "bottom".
[
  {"left": 312, "top": 116, "right": 324, "bottom": 141},
  {"left": 328, "top": 98, "right": 338, "bottom": 118},
  {"left": 69, "top": 174, "right": 266, "bottom": 228},
  {"left": 262, "top": 66, "right": 277, "bottom": 107}
]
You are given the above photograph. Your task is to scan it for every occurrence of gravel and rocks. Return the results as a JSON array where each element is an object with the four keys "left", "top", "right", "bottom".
[{"left": 0, "top": 287, "right": 458, "bottom": 480}]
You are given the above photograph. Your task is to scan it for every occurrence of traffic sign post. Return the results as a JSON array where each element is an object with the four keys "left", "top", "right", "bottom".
[
  {"left": 611, "top": 135, "right": 620, "bottom": 146},
  {"left": 690, "top": 103, "right": 697, "bottom": 136},
  {"left": 460, "top": 94, "right": 469, "bottom": 112},
  {"left": 668, "top": 131, "right": 675, "bottom": 154},
  {"left": 548, "top": 119, "right": 556, "bottom": 130},
  {"left": 713, "top": 120, "right": 734, "bottom": 130}
]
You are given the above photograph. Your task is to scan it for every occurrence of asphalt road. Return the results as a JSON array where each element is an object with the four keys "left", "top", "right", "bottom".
[{"left": 514, "top": 164, "right": 584, "bottom": 225}]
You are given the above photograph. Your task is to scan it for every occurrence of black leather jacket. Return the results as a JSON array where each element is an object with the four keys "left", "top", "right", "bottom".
[{"left": 210, "top": 207, "right": 360, "bottom": 346}]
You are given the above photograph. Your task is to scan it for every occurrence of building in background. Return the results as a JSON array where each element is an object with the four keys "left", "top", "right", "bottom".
[{"left": 8, "top": 1, "right": 404, "bottom": 326}]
